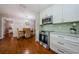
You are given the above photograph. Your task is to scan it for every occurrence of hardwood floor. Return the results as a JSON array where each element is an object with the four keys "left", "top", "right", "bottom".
[{"left": 0, "top": 33, "right": 56, "bottom": 54}]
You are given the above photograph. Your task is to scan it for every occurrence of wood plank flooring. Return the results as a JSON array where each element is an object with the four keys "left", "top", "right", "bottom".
[{"left": 0, "top": 33, "right": 56, "bottom": 54}]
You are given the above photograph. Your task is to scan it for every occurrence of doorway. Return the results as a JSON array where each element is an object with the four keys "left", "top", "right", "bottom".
[{"left": 4, "top": 19, "right": 13, "bottom": 38}]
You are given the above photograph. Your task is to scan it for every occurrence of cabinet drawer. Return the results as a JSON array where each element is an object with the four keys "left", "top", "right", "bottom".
[
  {"left": 60, "top": 39, "right": 79, "bottom": 52},
  {"left": 50, "top": 43, "right": 78, "bottom": 54},
  {"left": 64, "top": 36, "right": 79, "bottom": 43},
  {"left": 50, "top": 35, "right": 62, "bottom": 43},
  {"left": 50, "top": 37, "right": 79, "bottom": 53},
  {"left": 50, "top": 43, "right": 65, "bottom": 54},
  {"left": 50, "top": 34, "right": 79, "bottom": 52},
  {"left": 50, "top": 34, "right": 65, "bottom": 42}
]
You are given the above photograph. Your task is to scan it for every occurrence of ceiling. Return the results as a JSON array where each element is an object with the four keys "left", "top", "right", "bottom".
[
  {"left": 0, "top": 4, "right": 53, "bottom": 19},
  {"left": 20, "top": 4, "right": 52, "bottom": 12}
]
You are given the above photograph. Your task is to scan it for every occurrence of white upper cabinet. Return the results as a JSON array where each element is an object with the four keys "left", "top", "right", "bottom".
[
  {"left": 53, "top": 5, "right": 63, "bottom": 23},
  {"left": 39, "top": 6, "right": 53, "bottom": 25},
  {"left": 40, "top": 4, "right": 79, "bottom": 24},
  {"left": 75, "top": 5, "right": 79, "bottom": 21},
  {"left": 63, "top": 4, "right": 77, "bottom": 22},
  {"left": 53, "top": 4, "right": 79, "bottom": 23}
]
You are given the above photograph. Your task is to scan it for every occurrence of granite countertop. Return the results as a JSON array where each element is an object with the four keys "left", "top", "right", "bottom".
[
  {"left": 50, "top": 31, "right": 79, "bottom": 38},
  {"left": 40, "top": 30, "right": 79, "bottom": 38}
]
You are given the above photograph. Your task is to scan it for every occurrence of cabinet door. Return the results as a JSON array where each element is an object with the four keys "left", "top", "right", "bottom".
[
  {"left": 50, "top": 34, "right": 60, "bottom": 43},
  {"left": 50, "top": 42, "right": 76, "bottom": 54},
  {"left": 40, "top": 9, "right": 49, "bottom": 25},
  {"left": 53, "top": 5, "right": 63, "bottom": 23},
  {"left": 63, "top": 4, "right": 77, "bottom": 22},
  {"left": 75, "top": 5, "right": 79, "bottom": 21},
  {"left": 40, "top": 6, "right": 53, "bottom": 25},
  {"left": 50, "top": 34, "right": 79, "bottom": 53}
]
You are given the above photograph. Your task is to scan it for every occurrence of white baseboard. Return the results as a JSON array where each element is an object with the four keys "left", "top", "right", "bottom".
[{"left": 0, "top": 37, "right": 3, "bottom": 39}]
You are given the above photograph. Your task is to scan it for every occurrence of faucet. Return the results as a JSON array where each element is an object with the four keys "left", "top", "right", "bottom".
[{"left": 70, "top": 23, "right": 77, "bottom": 34}]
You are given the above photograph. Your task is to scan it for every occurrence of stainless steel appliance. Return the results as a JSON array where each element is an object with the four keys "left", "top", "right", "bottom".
[
  {"left": 39, "top": 31, "right": 50, "bottom": 48},
  {"left": 42, "top": 16, "right": 53, "bottom": 25}
]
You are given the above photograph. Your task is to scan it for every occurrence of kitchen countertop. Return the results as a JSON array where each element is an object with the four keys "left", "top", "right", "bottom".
[
  {"left": 51, "top": 32, "right": 79, "bottom": 38},
  {"left": 40, "top": 30, "right": 79, "bottom": 38},
  {"left": 50, "top": 31, "right": 79, "bottom": 43}
]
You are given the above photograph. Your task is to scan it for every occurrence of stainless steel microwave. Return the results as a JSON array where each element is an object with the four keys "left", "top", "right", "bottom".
[{"left": 42, "top": 16, "right": 53, "bottom": 25}]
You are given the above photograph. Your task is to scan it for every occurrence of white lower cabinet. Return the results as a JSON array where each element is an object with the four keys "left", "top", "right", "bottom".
[
  {"left": 50, "top": 33, "right": 79, "bottom": 54},
  {"left": 50, "top": 42, "right": 77, "bottom": 54}
]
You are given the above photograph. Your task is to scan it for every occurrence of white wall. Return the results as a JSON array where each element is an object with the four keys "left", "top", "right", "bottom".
[
  {"left": 35, "top": 13, "right": 40, "bottom": 42},
  {"left": 0, "top": 16, "right": 2, "bottom": 39},
  {"left": 0, "top": 16, "right": 5, "bottom": 39}
]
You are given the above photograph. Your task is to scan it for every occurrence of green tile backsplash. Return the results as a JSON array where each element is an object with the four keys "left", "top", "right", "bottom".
[{"left": 40, "top": 22, "right": 79, "bottom": 34}]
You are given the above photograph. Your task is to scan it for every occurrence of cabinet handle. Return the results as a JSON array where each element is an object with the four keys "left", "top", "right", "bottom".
[
  {"left": 57, "top": 49, "right": 64, "bottom": 53},
  {"left": 58, "top": 42, "right": 64, "bottom": 45},
  {"left": 58, "top": 36, "right": 64, "bottom": 38}
]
